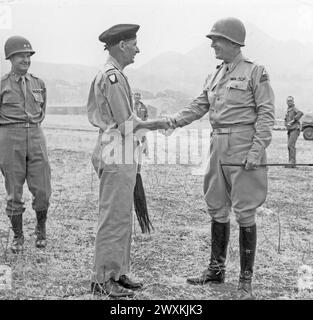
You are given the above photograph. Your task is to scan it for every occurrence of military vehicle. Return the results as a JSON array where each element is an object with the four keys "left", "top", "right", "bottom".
[{"left": 301, "top": 113, "right": 313, "bottom": 140}]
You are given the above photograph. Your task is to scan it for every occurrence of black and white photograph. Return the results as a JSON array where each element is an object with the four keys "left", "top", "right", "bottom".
[{"left": 0, "top": 0, "right": 313, "bottom": 304}]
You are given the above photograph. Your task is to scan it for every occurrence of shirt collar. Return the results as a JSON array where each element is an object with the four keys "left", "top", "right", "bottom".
[
  {"left": 10, "top": 72, "right": 31, "bottom": 82},
  {"left": 107, "top": 55, "right": 123, "bottom": 71},
  {"left": 223, "top": 52, "right": 244, "bottom": 72}
]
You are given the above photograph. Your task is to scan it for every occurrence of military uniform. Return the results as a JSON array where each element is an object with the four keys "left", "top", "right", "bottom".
[
  {"left": 170, "top": 17, "right": 275, "bottom": 299},
  {"left": 0, "top": 72, "right": 51, "bottom": 249},
  {"left": 284, "top": 105, "right": 303, "bottom": 166},
  {"left": 1, "top": 35, "right": 51, "bottom": 253},
  {"left": 87, "top": 55, "right": 142, "bottom": 285},
  {"left": 134, "top": 100, "right": 148, "bottom": 121},
  {"left": 134, "top": 99, "right": 149, "bottom": 156},
  {"left": 173, "top": 52, "right": 275, "bottom": 225}
]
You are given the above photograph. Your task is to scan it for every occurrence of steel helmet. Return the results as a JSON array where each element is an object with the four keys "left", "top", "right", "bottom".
[
  {"left": 4, "top": 35, "right": 35, "bottom": 59},
  {"left": 206, "top": 17, "right": 246, "bottom": 46}
]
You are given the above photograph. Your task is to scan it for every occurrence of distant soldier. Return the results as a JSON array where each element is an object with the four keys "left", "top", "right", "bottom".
[
  {"left": 0, "top": 36, "right": 51, "bottom": 253},
  {"left": 134, "top": 92, "right": 149, "bottom": 156},
  {"left": 284, "top": 96, "right": 303, "bottom": 168},
  {"left": 134, "top": 92, "right": 148, "bottom": 121}
]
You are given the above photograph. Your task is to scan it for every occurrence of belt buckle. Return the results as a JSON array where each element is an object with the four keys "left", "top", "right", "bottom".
[{"left": 25, "top": 123, "right": 30, "bottom": 128}]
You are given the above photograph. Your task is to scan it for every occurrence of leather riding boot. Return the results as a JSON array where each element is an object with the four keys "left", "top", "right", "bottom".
[
  {"left": 9, "top": 214, "right": 24, "bottom": 254},
  {"left": 237, "top": 224, "right": 257, "bottom": 300},
  {"left": 118, "top": 275, "right": 143, "bottom": 290},
  {"left": 35, "top": 210, "right": 47, "bottom": 248},
  {"left": 91, "top": 279, "right": 135, "bottom": 298},
  {"left": 187, "top": 220, "right": 230, "bottom": 285}
]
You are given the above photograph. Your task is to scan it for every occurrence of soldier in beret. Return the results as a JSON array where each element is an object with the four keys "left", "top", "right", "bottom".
[
  {"left": 87, "top": 24, "right": 170, "bottom": 298},
  {"left": 0, "top": 36, "right": 51, "bottom": 253}
]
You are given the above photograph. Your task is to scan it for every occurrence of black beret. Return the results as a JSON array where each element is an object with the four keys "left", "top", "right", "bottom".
[{"left": 99, "top": 24, "right": 140, "bottom": 47}]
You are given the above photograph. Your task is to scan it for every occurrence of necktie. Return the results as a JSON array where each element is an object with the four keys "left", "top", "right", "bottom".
[{"left": 21, "top": 76, "right": 27, "bottom": 99}]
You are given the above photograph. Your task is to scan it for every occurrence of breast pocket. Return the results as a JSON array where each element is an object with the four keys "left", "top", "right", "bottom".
[
  {"left": 225, "top": 80, "right": 249, "bottom": 104},
  {"left": 32, "top": 90, "right": 44, "bottom": 112},
  {"left": 2, "top": 90, "right": 20, "bottom": 105}
]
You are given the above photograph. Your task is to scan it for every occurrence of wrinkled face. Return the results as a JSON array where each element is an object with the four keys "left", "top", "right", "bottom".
[
  {"left": 287, "top": 97, "right": 294, "bottom": 107},
  {"left": 122, "top": 38, "right": 140, "bottom": 65},
  {"left": 210, "top": 36, "right": 236, "bottom": 62},
  {"left": 10, "top": 52, "right": 31, "bottom": 74}
]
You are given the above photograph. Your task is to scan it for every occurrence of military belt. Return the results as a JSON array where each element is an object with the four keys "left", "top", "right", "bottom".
[
  {"left": 0, "top": 122, "right": 41, "bottom": 128},
  {"left": 212, "top": 124, "right": 255, "bottom": 135}
]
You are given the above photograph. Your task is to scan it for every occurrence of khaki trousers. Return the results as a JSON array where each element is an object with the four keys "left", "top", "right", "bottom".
[{"left": 203, "top": 128, "right": 268, "bottom": 227}]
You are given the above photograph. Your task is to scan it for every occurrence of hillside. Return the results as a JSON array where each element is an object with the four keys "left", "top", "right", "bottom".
[{"left": 1, "top": 22, "right": 313, "bottom": 118}]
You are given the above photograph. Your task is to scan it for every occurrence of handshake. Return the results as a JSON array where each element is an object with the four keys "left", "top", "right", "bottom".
[
  {"left": 135, "top": 116, "right": 176, "bottom": 136},
  {"left": 157, "top": 116, "right": 176, "bottom": 136}
]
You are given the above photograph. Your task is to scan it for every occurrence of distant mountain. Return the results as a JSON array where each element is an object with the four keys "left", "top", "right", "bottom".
[
  {"left": 1, "top": 22, "right": 313, "bottom": 118},
  {"left": 1, "top": 61, "right": 98, "bottom": 83}
]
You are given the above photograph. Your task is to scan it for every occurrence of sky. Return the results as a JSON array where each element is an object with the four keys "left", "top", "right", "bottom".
[{"left": 0, "top": 0, "right": 313, "bottom": 68}]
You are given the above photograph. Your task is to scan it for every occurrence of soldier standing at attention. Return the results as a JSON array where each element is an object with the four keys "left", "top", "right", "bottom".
[
  {"left": 284, "top": 96, "right": 303, "bottom": 168},
  {"left": 0, "top": 36, "right": 51, "bottom": 253},
  {"left": 87, "top": 24, "right": 170, "bottom": 298},
  {"left": 167, "top": 17, "right": 275, "bottom": 299}
]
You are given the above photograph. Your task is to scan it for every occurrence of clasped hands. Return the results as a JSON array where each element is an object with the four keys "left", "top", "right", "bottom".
[{"left": 157, "top": 116, "right": 175, "bottom": 136}]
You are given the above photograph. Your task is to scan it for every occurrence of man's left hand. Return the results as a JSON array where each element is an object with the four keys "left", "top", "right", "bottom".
[{"left": 242, "top": 157, "right": 258, "bottom": 170}]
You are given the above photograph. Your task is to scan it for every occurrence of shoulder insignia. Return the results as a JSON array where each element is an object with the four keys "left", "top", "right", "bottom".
[
  {"left": 29, "top": 73, "right": 39, "bottom": 79},
  {"left": 244, "top": 58, "right": 254, "bottom": 64},
  {"left": 260, "top": 67, "right": 269, "bottom": 83},
  {"left": 108, "top": 73, "right": 118, "bottom": 84}
]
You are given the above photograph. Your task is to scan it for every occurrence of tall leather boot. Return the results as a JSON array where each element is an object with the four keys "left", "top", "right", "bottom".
[
  {"left": 187, "top": 220, "right": 230, "bottom": 285},
  {"left": 35, "top": 210, "right": 47, "bottom": 248},
  {"left": 9, "top": 214, "right": 24, "bottom": 254},
  {"left": 237, "top": 224, "right": 257, "bottom": 300}
]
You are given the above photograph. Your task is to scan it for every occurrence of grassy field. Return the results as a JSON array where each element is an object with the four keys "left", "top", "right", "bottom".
[{"left": 1, "top": 115, "right": 313, "bottom": 300}]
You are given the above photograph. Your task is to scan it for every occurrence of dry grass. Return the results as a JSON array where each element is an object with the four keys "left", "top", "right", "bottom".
[{"left": 1, "top": 118, "right": 313, "bottom": 300}]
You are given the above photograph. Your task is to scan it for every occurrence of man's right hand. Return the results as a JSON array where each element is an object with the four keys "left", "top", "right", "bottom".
[
  {"left": 156, "top": 118, "right": 172, "bottom": 130},
  {"left": 135, "top": 117, "right": 172, "bottom": 132}
]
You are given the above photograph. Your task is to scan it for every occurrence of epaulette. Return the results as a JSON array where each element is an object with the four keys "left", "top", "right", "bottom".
[
  {"left": 102, "top": 63, "right": 117, "bottom": 74},
  {"left": 29, "top": 73, "right": 39, "bottom": 79},
  {"left": 1, "top": 73, "right": 10, "bottom": 81},
  {"left": 244, "top": 58, "right": 255, "bottom": 64}
]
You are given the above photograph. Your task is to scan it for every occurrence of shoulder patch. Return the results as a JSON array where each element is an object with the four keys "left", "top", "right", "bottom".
[
  {"left": 108, "top": 73, "right": 118, "bottom": 84},
  {"left": 260, "top": 67, "right": 270, "bottom": 83}
]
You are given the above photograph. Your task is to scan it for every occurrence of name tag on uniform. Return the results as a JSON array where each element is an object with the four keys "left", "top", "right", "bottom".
[{"left": 32, "top": 89, "right": 44, "bottom": 103}]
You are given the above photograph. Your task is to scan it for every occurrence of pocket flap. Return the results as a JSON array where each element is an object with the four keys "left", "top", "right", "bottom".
[{"left": 227, "top": 80, "right": 248, "bottom": 91}]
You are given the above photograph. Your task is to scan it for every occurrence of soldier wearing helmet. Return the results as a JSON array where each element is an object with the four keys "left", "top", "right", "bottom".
[
  {"left": 0, "top": 36, "right": 51, "bottom": 253},
  {"left": 166, "top": 17, "right": 275, "bottom": 299},
  {"left": 284, "top": 96, "right": 303, "bottom": 168}
]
